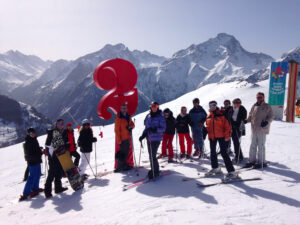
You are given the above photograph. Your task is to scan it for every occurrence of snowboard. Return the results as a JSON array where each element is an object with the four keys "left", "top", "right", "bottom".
[{"left": 55, "top": 146, "right": 84, "bottom": 191}]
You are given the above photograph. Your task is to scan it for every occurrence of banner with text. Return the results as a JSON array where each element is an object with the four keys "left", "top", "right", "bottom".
[{"left": 268, "top": 62, "right": 288, "bottom": 105}]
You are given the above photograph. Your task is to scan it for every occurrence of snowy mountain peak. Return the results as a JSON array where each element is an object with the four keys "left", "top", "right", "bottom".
[{"left": 281, "top": 46, "right": 300, "bottom": 64}]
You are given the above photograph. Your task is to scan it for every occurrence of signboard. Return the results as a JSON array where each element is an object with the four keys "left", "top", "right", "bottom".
[
  {"left": 297, "top": 72, "right": 300, "bottom": 99},
  {"left": 268, "top": 62, "right": 289, "bottom": 105}
]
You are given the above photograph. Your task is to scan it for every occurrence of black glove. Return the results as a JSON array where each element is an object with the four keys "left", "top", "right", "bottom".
[
  {"left": 261, "top": 121, "right": 268, "bottom": 128},
  {"left": 92, "top": 137, "right": 97, "bottom": 142},
  {"left": 127, "top": 126, "right": 133, "bottom": 132},
  {"left": 65, "top": 143, "right": 70, "bottom": 150},
  {"left": 43, "top": 147, "right": 49, "bottom": 156},
  {"left": 139, "top": 136, "right": 143, "bottom": 142},
  {"left": 148, "top": 127, "right": 157, "bottom": 133},
  {"left": 243, "top": 120, "right": 248, "bottom": 124}
]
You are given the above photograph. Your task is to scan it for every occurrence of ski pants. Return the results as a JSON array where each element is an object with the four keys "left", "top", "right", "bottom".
[
  {"left": 44, "top": 156, "right": 63, "bottom": 194},
  {"left": 161, "top": 133, "right": 174, "bottom": 158},
  {"left": 192, "top": 128, "right": 204, "bottom": 151},
  {"left": 232, "top": 127, "right": 243, "bottom": 160},
  {"left": 249, "top": 132, "right": 266, "bottom": 164},
  {"left": 147, "top": 140, "right": 160, "bottom": 174},
  {"left": 23, "top": 164, "right": 41, "bottom": 195},
  {"left": 116, "top": 139, "right": 130, "bottom": 170},
  {"left": 178, "top": 133, "right": 192, "bottom": 155},
  {"left": 209, "top": 138, "right": 235, "bottom": 173},
  {"left": 79, "top": 152, "right": 91, "bottom": 174},
  {"left": 70, "top": 151, "right": 81, "bottom": 167}
]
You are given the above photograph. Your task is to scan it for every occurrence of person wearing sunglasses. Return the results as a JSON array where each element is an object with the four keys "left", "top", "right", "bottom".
[
  {"left": 176, "top": 106, "right": 193, "bottom": 159},
  {"left": 221, "top": 100, "right": 234, "bottom": 155},
  {"left": 78, "top": 119, "right": 97, "bottom": 179},
  {"left": 189, "top": 98, "right": 207, "bottom": 158},
  {"left": 206, "top": 101, "right": 237, "bottom": 181},
  {"left": 244, "top": 92, "right": 273, "bottom": 169},
  {"left": 63, "top": 123, "right": 80, "bottom": 167},
  {"left": 19, "top": 128, "right": 44, "bottom": 201},
  {"left": 144, "top": 102, "right": 166, "bottom": 179},
  {"left": 230, "top": 98, "right": 247, "bottom": 164},
  {"left": 160, "top": 108, "right": 176, "bottom": 162},
  {"left": 114, "top": 104, "right": 135, "bottom": 172},
  {"left": 44, "top": 119, "right": 68, "bottom": 198}
]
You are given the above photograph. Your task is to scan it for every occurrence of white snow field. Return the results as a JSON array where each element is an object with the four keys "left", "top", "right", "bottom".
[{"left": 0, "top": 80, "right": 300, "bottom": 225}]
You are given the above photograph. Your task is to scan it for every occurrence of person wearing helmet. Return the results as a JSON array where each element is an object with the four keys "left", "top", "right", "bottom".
[
  {"left": 19, "top": 128, "right": 44, "bottom": 201},
  {"left": 114, "top": 104, "right": 135, "bottom": 172},
  {"left": 144, "top": 102, "right": 166, "bottom": 179},
  {"left": 77, "top": 119, "right": 97, "bottom": 179},
  {"left": 44, "top": 119, "right": 68, "bottom": 198},
  {"left": 189, "top": 98, "right": 207, "bottom": 158}
]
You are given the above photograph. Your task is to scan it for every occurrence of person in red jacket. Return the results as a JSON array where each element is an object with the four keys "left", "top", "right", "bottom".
[
  {"left": 63, "top": 123, "right": 80, "bottom": 167},
  {"left": 206, "top": 101, "right": 237, "bottom": 181}
]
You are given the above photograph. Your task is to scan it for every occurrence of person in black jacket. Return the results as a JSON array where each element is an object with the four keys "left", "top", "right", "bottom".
[
  {"left": 160, "top": 108, "right": 176, "bottom": 162},
  {"left": 78, "top": 119, "right": 97, "bottom": 178},
  {"left": 176, "top": 106, "right": 193, "bottom": 159},
  {"left": 44, "top": 119, "right": 68, "bottom": 198},
  {"left": 19, "top": 128, "right": 43, "bottom": 201},
  {"left": 231, "top": 98, "right": 247, "bottom": 163}
]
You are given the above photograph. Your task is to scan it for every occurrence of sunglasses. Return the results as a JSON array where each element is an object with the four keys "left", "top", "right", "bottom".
[
  {"left": 181, "top": 109, "right": 187, "bottom": 112},
  {"left": 57, "top": 122, "right": 64, "bottom": 126},
  {"left": 67, "top": 126, "right": 73, "bottom": 128},
  {"left": 83, "top": 123, "right": 90, "bottom": 126},
  {"left": 151, "top": 104, "right": 158, "bottom": 109},
  {"left": 209, "top": 103, "right": 217, "bottom": 108},
  {"left": 233, "top": 102, "right": 241, "bottom": 105},
  {"left": 256, "top": 96, "right": 263, "bottom": 99}
]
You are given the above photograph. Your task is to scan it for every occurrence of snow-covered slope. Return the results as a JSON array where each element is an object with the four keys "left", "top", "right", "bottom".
[
  {"left": 1, "top": 80, "right": 300, "bottom": 225},
  {"left": 0, "top": 95, "right": 51, "bottom": 147},
  {"left": 0, "top": 50, "right": 52, "bottom": 92}
]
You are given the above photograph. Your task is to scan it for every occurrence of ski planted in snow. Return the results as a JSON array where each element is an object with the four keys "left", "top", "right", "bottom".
[{"left": 196, "top": 177, "right": 262, "bottom": 188}]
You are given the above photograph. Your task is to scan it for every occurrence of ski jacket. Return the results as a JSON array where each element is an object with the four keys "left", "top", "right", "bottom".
[
  {"left": 206, "top": 108, "right": 231, "bottom": 140},
  {"left": 230, "top": 105, "right": 247, "bottom": 131},
  {"left": 175, "top": 114, "right": 192, "bottom": 134},
  {"left": 62, "top": 129, "right": 76, "bottom": 152},
  {"left": 78, "top": 127, "right": 97, "bottom": 153},
  {"left": 115, "top": 112, "right": 135, "bottom": 144},
  {"left": 164, "top": 112, "right": 176, "bottom": 135},
  {"left": 145, "top": 110, "right": 166, "bottom": 142},
  {"left": 24, "top": 135, "right": 43, "bottom": 166},
  {"left": 221, "top": 106, "right": 233, "bottom": 124},
  {"left": 189, "top": 106, "right": 207, "bottom": 132},
  {"left": 247, "top": 101, "right": 273, "bottom": 134}
]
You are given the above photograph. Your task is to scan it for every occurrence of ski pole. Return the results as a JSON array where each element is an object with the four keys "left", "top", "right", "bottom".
[
  {"left": 236, "top": 129, "right": 242, "bottom": 166},
  {"left": 131, "top": 118, "right": 138, "bottom": 176},
  {"left": 94, "top": 142, "right": 97, "bottom": 175},
  {"left": 148, "top": 131, "right": 155, "bottom": 179},
  {"left": 175, "top": 130, "right": 178, "bottom": 162},
  {"left": 83, "top": 153, "right": 97, "bottom": 179},
  {"left": 138, "top": 141, "right": 143, "bottom": 167}
]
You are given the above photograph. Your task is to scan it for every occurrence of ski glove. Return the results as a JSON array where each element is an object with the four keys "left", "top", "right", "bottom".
[
  {"left": 148, "top": 127, "right": 157, "bottom": 133},
  {"left": 92, "top": 137, "right": 97, "bottom": 142},
  {"left": 261, "top": 121, "right": 268, "bottom": 128},
  {"left": 43, "top": 147, "right": 49, "bottom": 156}
]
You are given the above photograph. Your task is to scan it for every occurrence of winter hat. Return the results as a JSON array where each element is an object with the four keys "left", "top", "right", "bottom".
[
  {"left": 224, "top": 99, "right": 231, "bottom": 105},
  {"left": 150, "top": 101, "right": 159, "bottom": 109},
  {"left": 27, "top": 127, "right": 36, "bottom": 134},
  {"left": 163, "top": 108, "right": 170, "bottom": 114},
  {"left": 66, "top": 123, "right": 72, "bottom": 128},
  {"left": 56, "top": 119, "right": 64, "bottom": 126},
  {"left": 193, "top": 98, "right": 200, "bottom": 104},
  {"left": 82, "top": 119, "right": 90, "bottom": 125}
]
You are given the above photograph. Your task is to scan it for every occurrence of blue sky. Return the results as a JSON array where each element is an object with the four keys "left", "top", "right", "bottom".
[{"left": 0, "top": 0, "right": 299, "bottom": 60}]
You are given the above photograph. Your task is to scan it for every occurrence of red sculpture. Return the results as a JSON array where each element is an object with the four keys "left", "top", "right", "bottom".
[{"left": 93, "top": 58, "right": 138, "bottom": 119}]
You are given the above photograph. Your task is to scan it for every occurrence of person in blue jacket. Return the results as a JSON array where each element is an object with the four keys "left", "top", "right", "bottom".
[
  {"left": 189, "top": 98, "right": 207, "bottom": 157},
  {"left": 144, "top": 102, "right": 166, "bottom": 179}
]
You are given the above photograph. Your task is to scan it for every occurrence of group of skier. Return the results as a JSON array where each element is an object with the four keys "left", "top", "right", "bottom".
[
  {"left": 20, "top": 118, "right": 97, "bottom": 201},
  {"left": 19, "top": 91, "right": 273, "bottom": 201}
]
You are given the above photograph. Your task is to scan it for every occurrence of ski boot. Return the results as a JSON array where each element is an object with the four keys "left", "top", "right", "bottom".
[
  {"left": 180, "top": 153, "right": 185, "bottom": 159},
  {"left": 222, "top": 172, "right": 240, "bottom": 183},
  {"left": 19, "top": 194, "right": 29, "bottom": 202},
  {"left": 55, "top": 187, "right": 68, "bottom": 194},
  {"left": 168, "top": 157, "right": 174, "bottom": 163},
  {"left": 193, "top": 150, "right": 200, "bottom": 157},
  {"left": 205, "top": 167, "right": 223, "bottom": 177},
  {"left": 186, "top": 154, "right": 191, "bottom": 159},
  {"left": 158, "top": 153, "right": 167, "bottom": 159}
]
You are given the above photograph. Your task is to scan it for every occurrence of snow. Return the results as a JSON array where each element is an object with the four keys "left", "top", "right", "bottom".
[{"left": 0, "top": 80, "right": 300, "bottom": 225}]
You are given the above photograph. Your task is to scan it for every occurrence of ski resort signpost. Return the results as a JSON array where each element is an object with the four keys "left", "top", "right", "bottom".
[
  {"left": 93, "top": 58, "right": 138, "bottom": 168},
  {"left": 268, "top": 62, "right": 288, "bottom": 120}
]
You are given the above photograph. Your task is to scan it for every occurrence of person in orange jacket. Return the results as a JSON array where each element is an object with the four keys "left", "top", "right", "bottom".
[
  {"left": 205, "top": 100, "right": 237, "bottom": 181},
  {"left": 114, "top": 104, "right": 135, "bottom": 172}
]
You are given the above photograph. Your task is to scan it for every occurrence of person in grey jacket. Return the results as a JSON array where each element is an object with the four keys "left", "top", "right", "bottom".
[{"left": 244, "top": 92, "right": 273, "bottom": 168}]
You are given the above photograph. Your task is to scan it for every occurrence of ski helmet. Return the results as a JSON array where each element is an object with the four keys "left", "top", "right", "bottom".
[
  {"left": 27, "top": 127, "right": 36, "bottom": 134},
  {"left": 82, "top": 119, "right": 90, "bottom": 125},
  {"left": 150, "top": 101, "right": 159, "bottom": 109}
]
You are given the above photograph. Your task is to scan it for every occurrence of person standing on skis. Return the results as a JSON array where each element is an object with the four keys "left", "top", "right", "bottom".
[
  {"left": 176, "top": 106, "right": 193, "bottom": 159},
  {"left": 189, "top": 98, "right": 207, "bottom": 158},
  {"left": 78, "top": 119, "right": 97, "bottom": 179},
  {"left": 221, "top": 100, "right": 234, "bottom": 154},
  {"left": 206, "top": 101, "right": 237, "bottom": 181},
  {"left": 160, "top": 108, "right": 176, "bottom": 162},
  {"left": 144, "top": 102, "right": 166, "bottom": 179},
  {"left": 19, "top": 128, "right": 44, "bottom": 201},
  {"left": 44, "top": 119, "right": 68, "bottom": 198},
  {"left": 63, "top": 123, "right": 80, "bottom": 167},
  {"left": 244, "top": 92, "right": 273, "bottom": 169},
  {"left": 114, "top": 103, "right": 135, "bottom": 172}
]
